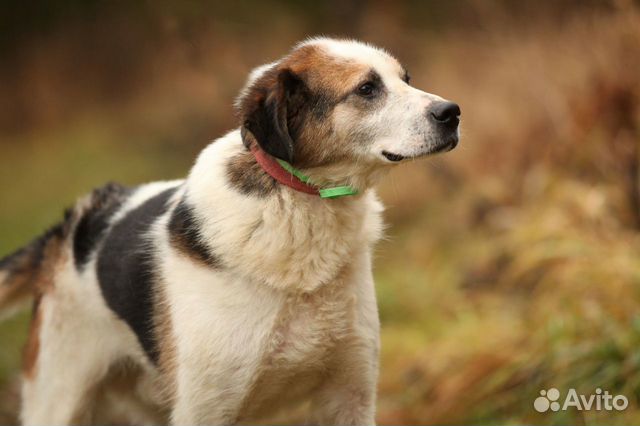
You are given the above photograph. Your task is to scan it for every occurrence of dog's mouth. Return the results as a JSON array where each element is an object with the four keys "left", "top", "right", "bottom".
[
  {"left": 382, "top": 138, "right": 458, "bottom": 163},
  {"left": 381, "top": 151, "right": 406, "bottom": 162},
  {"left": 430, "top": 138, "right": 458, "bottom": 154}
]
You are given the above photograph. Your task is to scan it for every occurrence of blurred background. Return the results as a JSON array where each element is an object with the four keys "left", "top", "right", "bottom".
[{"left": 1, "top": 0, "right": 639, "bottom": 424}]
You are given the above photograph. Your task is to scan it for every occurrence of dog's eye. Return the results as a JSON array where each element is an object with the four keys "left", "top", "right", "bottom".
[
  {"left": 357, "top": 82, "right": 376, "bottom": 98},
  {"left": 403, "top": 72, "right": 411, "bottom": 84}
]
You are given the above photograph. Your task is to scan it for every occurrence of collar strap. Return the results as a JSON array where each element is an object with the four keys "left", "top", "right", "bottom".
[{"left": 249, "top": 144, "right": 358, "bottom": 199}]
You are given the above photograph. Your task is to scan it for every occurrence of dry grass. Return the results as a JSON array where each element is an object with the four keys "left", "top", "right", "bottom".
[{"left": 373, "top": 5, "right": 640, "bottom": 424}]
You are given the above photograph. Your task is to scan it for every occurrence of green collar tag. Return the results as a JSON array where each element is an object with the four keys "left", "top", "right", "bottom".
[
  {"left": 318, "top": 186, "right": 359, "bottom": 198},
  {"left": 275, "top": 159, "right": 358, "bottom": 199}
]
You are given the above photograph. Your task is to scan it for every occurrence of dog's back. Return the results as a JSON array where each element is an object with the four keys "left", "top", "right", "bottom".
[
  {"left": 0, "top": 181, "right": 176, "bottom": 323},
  {"left": 0, "top": 180, "right": 184, "bottom": 424}
]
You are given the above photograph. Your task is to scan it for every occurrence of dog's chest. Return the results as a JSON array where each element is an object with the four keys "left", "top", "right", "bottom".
[
  {"left": 271, "top": 288, "right": 354, "bottom": 365},
  {"left": 241, "top": 285, "right": 355, "bottom": 419}
]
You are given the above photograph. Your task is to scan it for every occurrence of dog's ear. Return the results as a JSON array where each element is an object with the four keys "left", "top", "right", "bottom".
[{"left": 236, "top": 65, "right": 306, "bottom": 163}]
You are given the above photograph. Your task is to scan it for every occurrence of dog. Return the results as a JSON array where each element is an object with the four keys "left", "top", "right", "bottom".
[{"left": 0, "top": 37, "right": 460, "bottom": 425}]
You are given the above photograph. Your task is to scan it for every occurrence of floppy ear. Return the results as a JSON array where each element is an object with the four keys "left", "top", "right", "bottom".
[{"left": 236, "top": 67, "right": 305, "bottom": 163}]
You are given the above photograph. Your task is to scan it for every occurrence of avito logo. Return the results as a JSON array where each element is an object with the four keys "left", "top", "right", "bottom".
[{"left": 534, "top": 388, "right": 628, "bottom": 413}]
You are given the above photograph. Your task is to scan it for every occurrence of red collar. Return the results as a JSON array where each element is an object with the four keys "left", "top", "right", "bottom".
[{"left": 249, "top": 144, "right": 320, "bottom": 196}]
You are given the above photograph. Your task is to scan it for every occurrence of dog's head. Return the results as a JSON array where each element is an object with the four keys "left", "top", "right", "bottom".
[{"left": 236, "top": 38, "right": 460, "bottom": 188}]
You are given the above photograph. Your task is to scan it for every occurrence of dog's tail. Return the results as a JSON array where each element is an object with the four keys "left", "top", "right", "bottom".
[{"left": 0, "top": 213, "right": 71, "bottom": 321}]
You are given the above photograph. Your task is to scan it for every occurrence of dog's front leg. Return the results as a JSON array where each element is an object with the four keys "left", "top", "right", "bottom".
[
  {"left": 167, "top": 309, "right": 265, "bottom": 425},
  {"left": 163, "top": 267, "right": 285, "bottom": 425},
  {"left": 309, "top": 254, "right": 381, "bottom": 425},
  {"left": 310, "top": 336, "right": 380, "bottom": 426},
  {"left": 170, "top": 356, "right": 256, "bottom": 425}
]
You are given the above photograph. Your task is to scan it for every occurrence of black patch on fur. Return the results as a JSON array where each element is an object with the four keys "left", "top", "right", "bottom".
[
  {"left": 226, "top": 149, "right": 279, "bottom": 198},
  {"left": 240, "top": 68, "right": 308, "bottom": 163},
  {"left": 168, "top": 199, "right": 221, "bottom": 267},
  {"left": 96, "top": 187, "right": 177, "bottom": 363},
  {"left": 73, "top": 182, "right": 131, "bottom": 270}
]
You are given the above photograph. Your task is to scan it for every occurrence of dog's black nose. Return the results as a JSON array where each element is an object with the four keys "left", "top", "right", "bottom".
[{"left": 429, "top": 102, "right": 461, "bottom": 127}]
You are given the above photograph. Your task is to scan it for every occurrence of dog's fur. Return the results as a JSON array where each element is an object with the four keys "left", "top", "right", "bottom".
[{"left": 0, "top": 38, "right": 459, "bottom": 425}]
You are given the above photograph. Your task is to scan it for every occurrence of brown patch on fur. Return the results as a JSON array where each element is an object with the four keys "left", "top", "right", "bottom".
[
  {"left": 22, "top": 296, "right": 43, "bottom": 380},
  {"left": 1, "top": 205, "right": 74, "bottom": 305},
  {"left": 0, "top": 212, "right": 72, "bottom": 379},
  {"left": 0, "top": 269, "right": 34, "bottom": 314},
  {"left": 284, "top": 45, "right": 369, "bottom": 94},
  {"left": 168, "top": 199, "right": 222, "bottom": 267},
  {"left": 153, "top": 284, "right": 178, "bottom": 406},
  {"left": 20, "top": 238, "right": 69, "bottom": 379},
  {"left": 34, "top": 233, "right": 68, "bottom": 294},
  {"left": 226, "top": 144, "right": 280, "bottom": 197},
  {"left": 0, "top": 220, "right": 68, "bottom": 307},
  {"left": 237, "top": 44, "right": 370, "bottom": 169}
]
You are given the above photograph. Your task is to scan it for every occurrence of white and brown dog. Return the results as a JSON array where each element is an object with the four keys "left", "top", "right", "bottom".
[{"left": 0, "top": 38, "right": 460, "bottom": 425}]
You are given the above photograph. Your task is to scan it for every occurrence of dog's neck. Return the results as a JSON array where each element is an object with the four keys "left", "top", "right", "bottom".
[
  {"left": 238, "top": 131, "right": 388, "bottom": 197},
  {"left": 184, "top": 129, "right": 384, "bottom": 293},
  {"left": 300, "top": 162, "right": 389, "bottom": 194}
]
